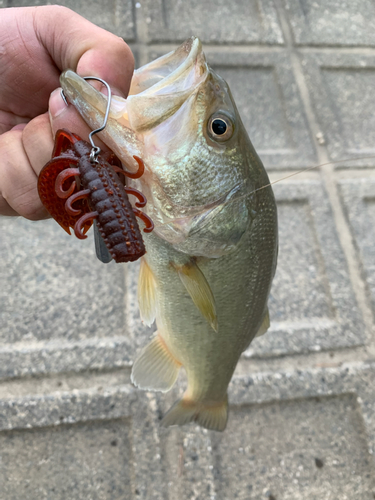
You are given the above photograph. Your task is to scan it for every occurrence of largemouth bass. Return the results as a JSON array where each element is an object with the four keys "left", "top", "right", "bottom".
[{"left": 60, "top": 37, "right": 278, "bottom": 431}]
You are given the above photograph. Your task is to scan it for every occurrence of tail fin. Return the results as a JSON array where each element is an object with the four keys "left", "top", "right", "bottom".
[{"left": 161, "top": 395, "right": 228, "bottom": 431}]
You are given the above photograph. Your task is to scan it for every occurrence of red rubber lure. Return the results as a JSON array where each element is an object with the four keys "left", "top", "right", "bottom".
[{"left": 38, "top": 128, "right": 154, "bottom": 263}]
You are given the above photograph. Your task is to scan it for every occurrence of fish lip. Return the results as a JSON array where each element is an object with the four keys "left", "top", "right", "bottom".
[{"left": 129, "top": 36, "right": 206, "bottom": 98}]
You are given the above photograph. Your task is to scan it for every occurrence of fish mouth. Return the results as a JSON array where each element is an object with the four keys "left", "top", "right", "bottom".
[
  {"left": 130, "top": 37, "right": 205, "bottom": 97},
  {"left": 60, "top": 37, "right": 208, "bottom": 169},
  {"left": 125, "top": 37, "right": 207, "bottom": 132}
]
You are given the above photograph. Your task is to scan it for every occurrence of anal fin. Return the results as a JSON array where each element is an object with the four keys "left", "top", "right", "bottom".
[
  {"left": 137, "top": 258, "right": 157, "bottom": 326},
  {"left": 161, "top": 395, "right": 228, "bottom": 432},
  {"left": 173, "top": 259, "right": 218, "bottom": 332},
  {"left": 131, "top": 334, "right": 181, "bottom": 392}
]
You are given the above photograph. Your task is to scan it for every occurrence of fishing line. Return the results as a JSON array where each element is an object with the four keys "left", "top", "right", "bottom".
[{"left": 151, "top": 154, "right": 375, "bottom": 230}]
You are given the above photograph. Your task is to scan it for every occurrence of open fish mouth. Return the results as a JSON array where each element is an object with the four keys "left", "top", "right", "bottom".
[
  {"left": 125, "top": 37, "right": 208, "bottom": 131},
  {"left": 60, "top": 37, "right": 208, "bottom": 170},
  {"left": 129, "top": 37, "right": 206, "bottom": 98}
]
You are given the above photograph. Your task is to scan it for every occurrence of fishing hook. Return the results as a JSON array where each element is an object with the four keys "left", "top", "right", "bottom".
[{"left": 60, "top": 76, "right": 112, "bottom": 163}]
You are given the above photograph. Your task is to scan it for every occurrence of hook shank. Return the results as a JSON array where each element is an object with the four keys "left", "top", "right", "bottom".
[{"left": 60, "top": 75, "right": 112, "bottom": 152}]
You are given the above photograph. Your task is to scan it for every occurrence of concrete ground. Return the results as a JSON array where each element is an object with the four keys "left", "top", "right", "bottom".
[{"left": 1, "top": 0, "right": 375, "bottom": 498}]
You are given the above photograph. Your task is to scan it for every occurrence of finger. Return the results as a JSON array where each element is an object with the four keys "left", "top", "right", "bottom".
[
  {"left": 22, "top": 113, "right": 54, "bottom": 176},
  {"left": 0, "top": 115, "right": 52, "bottom": 220},
  {"left": 34, "top": 6, "right": 134, "bottom": 97},
  {"left": 0, "top": 111, "right": 29, "bottom": 135}
]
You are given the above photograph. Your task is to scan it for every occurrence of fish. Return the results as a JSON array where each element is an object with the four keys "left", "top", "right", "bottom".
[{"left": 59, "top": 36, "right": 278, "bottom": 431}]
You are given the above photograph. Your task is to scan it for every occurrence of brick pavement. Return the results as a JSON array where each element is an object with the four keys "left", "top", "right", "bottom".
[{"left": 1, "top": 1, "right": 375, "bottom": 498}]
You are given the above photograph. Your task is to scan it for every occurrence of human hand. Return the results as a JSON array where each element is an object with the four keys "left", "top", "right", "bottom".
[{"left": 0, "top": 6, "right": 134, "bottom": 219}]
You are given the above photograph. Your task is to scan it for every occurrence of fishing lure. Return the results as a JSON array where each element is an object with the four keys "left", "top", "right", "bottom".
[{"left": 38, "top": 77, "right": 153, "bottom": 263}]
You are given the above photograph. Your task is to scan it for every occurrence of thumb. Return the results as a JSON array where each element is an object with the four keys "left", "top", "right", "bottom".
[{"left": 34, "top": 5, "right": 134, "bottom": 97}]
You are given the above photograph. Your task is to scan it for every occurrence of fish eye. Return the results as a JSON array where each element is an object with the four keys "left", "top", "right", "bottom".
[{"left": 208, "top": 113, "right": 234, "bottom": 142}]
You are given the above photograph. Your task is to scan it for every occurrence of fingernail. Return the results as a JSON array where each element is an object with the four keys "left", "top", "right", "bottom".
[
  {"left": 93, "top": 83, "right": 124, "bottom": 99},
  {"left": 110, "top": 86, "right": 125, "bottom": 98},
  {"left": 49, "top": 88, "right": 68, "bottom": 118}
]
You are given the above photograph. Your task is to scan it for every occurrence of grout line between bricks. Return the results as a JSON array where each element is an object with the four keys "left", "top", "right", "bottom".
[
  {"left": 133, "top": 3, "right": 149, "bottom": 66},
  {"left": 239, "top": 345, "right": 374, "bottom": 375},
  {"left": 274, "top": 0, "right": 375, "bottom": 355}
]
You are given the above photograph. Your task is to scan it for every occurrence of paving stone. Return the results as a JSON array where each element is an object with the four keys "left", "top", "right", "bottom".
[
  {"left": 143, "top": 0, "right": 284, "bottom": 44},
  {"left": 338, "top": 177, "right": 375, "bottom": 316},
  {"left": 211, "top": 52, "right": 316, "bottom": 169},
  {"left": 247, "top": 178, "right": 366, "bottom": 357},
  {"left": 284, "top": 0, "right": 375, "bottom": 47},
  {"left": 0, "top": 386, "right": 165, "bottom": 500},
  {"left": 4, "top": 0, "right": 135, "bottom": 39},
  {"left": 0, "top": 419, "right": 134, "bottom": 500},
  {"left": 0, "top": 218, "right": 126, "bottom": 344},
  {"left": 159, "top": 424, "right": 216, "bottom": 500},
  {"left": 301, "top": 53, "right": 375, "bottom": 166},
  {"left": 0, "top": 218, "right": 145, "bottom": 378},
  {"left": 0, "top": 364, "right": 374, "bottom": 499},
  {"left": 211, "top": 395, "right": 375, "bottom": 499},
  {"left": 148, "top": 49, "right": 316, "bottom": 169},
  {"left": 229, "top": 363, "right": 375, "bottom": 459}
]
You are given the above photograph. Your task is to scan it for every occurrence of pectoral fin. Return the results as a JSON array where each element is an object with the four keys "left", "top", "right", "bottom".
[
  {"left": 173, "top": 260, "right": 218, "bottom": 332},
  {"left": 255, "top": 308, "right": 270, "bottom": 338},
  {"left": 131, "top": 334, "right": 181, "bottom": 392},
  {"left": 137, "top": 258, "right": 157, "bottom": 326}
]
